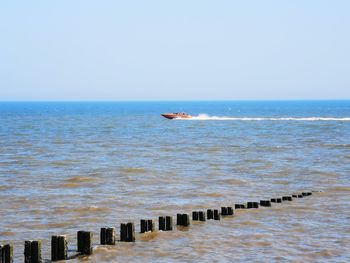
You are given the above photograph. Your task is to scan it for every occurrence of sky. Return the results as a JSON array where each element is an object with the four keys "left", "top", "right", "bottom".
[{"left": 0, "top": 0, "right": 349, "bottom": 101}]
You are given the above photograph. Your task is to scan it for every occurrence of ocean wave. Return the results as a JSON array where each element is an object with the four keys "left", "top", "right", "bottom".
[{"left": 181, "top": 114, "right": 350, "bottom": 121}]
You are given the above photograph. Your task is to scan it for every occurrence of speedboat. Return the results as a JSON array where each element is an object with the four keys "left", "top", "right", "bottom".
[{"left": 161, "top": 112, "right": 192, "bottom": 119}]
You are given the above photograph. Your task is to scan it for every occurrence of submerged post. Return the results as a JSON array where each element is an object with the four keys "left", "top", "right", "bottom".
[
  {"left": 148, "top": 220, "right": 154, "bottom": 232},
  {"left": 159, "top": 216, "right": 172, "bottom": 231},
  {"left": 165, "top": 216, "right": 173, "bottom": 230},
  {"left": 177, "top": 214, "right": 190, "bottom": 226},
  {"left": 198, "top": 211, "right": 206, "bottom": 221},
  {"left": 221, "top": 207, "right": 228, "bottom": 216},
  {"left": 213, "top": 209, "right": 220, "bottom": 220},
  {"left": 176, "top": 214, "right": 182, "bottom": 225},
  {"left": 51, "top": 235, "right": 67, "bottom": 261},
  {"left": 127, "top": 223, "right": 135, "bottom": 242},
  {"left": 140, "top": 220, "right": 148, "bottom": 233},
  {"left": 260, "top": 200, "right": 271, "bottom": 207},
  {"left": 192, "top": 211, "right": 199, "bottom": 221},
  {"left": 282, "top": 196, "right": 292, "bottom": 201},
  {"left": 2, "top": 244, "right": 13, "bottom": 263},
  {"left": 227, "top": 207, "right": 234, "bottom": 215},
  {"left": 159, "top": 217, "right": 166, "bottom": 231},
  {"left": 120, "top": 223, "right": 135, "bottom": 242},
  {"left": 101, "top": 228, "right": 115, "bottom": 245},
  {"left": 221, "top": 207, "right": 234, "bottom": 216},
  {"left": 24, "top": 240, "right": 42, "bottom": 263},
  {"left": 77, "top": 231, "right": 93, "bottom": 255},
  {"left": 207, "top": 209, "right": 214, "bottom": 219}
]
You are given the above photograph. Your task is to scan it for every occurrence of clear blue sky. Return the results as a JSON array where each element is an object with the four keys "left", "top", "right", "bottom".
[{"left": 0, "top": 0, "right": 349, "bottom": 100}]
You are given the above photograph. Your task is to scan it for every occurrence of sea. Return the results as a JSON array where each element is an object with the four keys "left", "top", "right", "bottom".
[{"left": 0, "top": 101, "right": 349, "bottom": 262}]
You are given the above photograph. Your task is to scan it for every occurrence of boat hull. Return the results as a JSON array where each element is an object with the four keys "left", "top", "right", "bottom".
[
  {"left": 161, "top": 113, "right": 192, "bottom": 119},
  {"left": 161, "top": 114, "right": 177, "bottom": 119}
]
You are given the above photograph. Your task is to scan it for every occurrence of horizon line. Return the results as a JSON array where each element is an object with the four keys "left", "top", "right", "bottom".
[{"left": 1, "top": 99, "right": 350, "bottom": 103}]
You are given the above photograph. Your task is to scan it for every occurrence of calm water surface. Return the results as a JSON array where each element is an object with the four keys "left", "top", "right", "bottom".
[{"left": 0, "top": 101, "right": 350, "bottom": 262}]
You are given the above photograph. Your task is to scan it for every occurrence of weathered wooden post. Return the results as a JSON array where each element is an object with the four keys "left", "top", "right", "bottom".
[
  {"left": 176, "top": 214, "right": 182, "bottom": 225},
  {"left": 214, "top": 209, "right": 220, "bottom": 220},
  {"left": 159, "top": 216, "right": 172, "bottom": 230},
  {"left": 100, "top": 228, "right": 115, "bottom": 245},
  {"left": 192, "top": 211, "right": 199, "bottom": 221},
  {"left": 127, "top": 223, "right": 135, "bottom": 241},
  {"left": 165, "top": 216, "right": 173, "bottom": 230},
  {"left": 260, "top": 200, "right": 271, "bottom": 207},
  {"left": 221, "top": 207, "right": 228, "bottom": 216},
  {"left": 247, "top": 202, "right": 259, "bottom": 208},
  {"left": 146, "top": 220, "right": 153, "bottom": 232},
  {"left": 282, "top": 196, "right": 292, "bottom": 201},
  {"left": 120, "top": 223, "right": 135, "bottom": 242},
  {"left": 24, "top": 240, "right": 42, "bottom": 263},
  {"left": 207, "top": 209, "right": 214, "bottom": 219},
  {"left": 221, "top": 207, "right": 233, "bottom": 216},
  {"left": 183, "top": 214, "right": 190, "bottom": 226},
  {"left": 51, "top": 235, "right": 67, "bottom": 261},
  {"left": 159, "top": 216, "right": 166, "bottom": 231},
  {"left": 140, "top": 220, "right": 148, "bottom": 233},
  {"left": 140, "top": 220, "right": 154, "bottom": 233},
  {"left": 77, "top": 231, "right": 93, "bottom": 255},
  {"left": 177, "top": 214, "right": 190, "bottom": 226},
  {"left": 198, "top": 211, "right": 206, "bottom": 221},
  {"left": 1, "top": 244, "right": 13, "bottom": 263},
  {"left": 148, "top": 220, "right": 154, "bottom": 232}
]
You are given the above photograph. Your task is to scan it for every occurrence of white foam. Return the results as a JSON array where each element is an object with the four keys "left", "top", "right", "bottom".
[{"left": 179, "top": 114, "right": 350, "bottom": 121}]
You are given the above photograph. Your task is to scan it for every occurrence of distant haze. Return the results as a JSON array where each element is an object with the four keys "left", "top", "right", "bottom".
[{"left": 0, "top": 0, "right": 349, "bottom": 101}]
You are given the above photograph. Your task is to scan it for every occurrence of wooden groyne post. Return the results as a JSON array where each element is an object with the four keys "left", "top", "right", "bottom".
[
  {"left": 51, "top": 235, "right": 68, "bottom": 261},
  {"left": 140, "top": 220, "right": 154, "bottom": 233},
  {"left": 24, "top": 240, "right": 42, "bottom": 263},
  {"left": 77, "top": 231, "right": 93, "bottom": 255},
  {"left": 0, "top": 244, "right": 13, "bottom": 263},
  {"left": 260, "top": 200, "right": 271, "bottom": 207},
  {"left": 282, "top": 196, "right": 293, "bottom": 201},
  {"left": 207, "top": 209, "right": 214, "bottom": 219},
  {"left": 192, "top": 211, "right": 206, "bottom": 221},
  {"left": 100, "top": 228, "right": 116, "bottom": 245},
  {"left": 247, "top": 202, "right": 259, "bottom": 208},
  {"left": 158, "top": 216, "right": 173, "bottom": 231},
  {"left": 176, "top": 214, "right": 190, "bottom": 226},
  {"left": 0, "top": 190, "right": 316, "bottom": 262},
  {"left": 120, "top": 223, "right": 135, "bottom": 242},
  {"left": 221, "top": 207, "right": 234, "bottom": 216}
]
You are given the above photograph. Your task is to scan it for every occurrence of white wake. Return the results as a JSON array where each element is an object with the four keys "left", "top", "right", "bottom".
[{"left": 179, "top": 114, "right": 350, "bottom": 121}]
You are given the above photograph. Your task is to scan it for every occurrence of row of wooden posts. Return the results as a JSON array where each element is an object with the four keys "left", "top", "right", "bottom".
[{"left": 0, "top": 191, "right": 313, "bottom": 263}]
